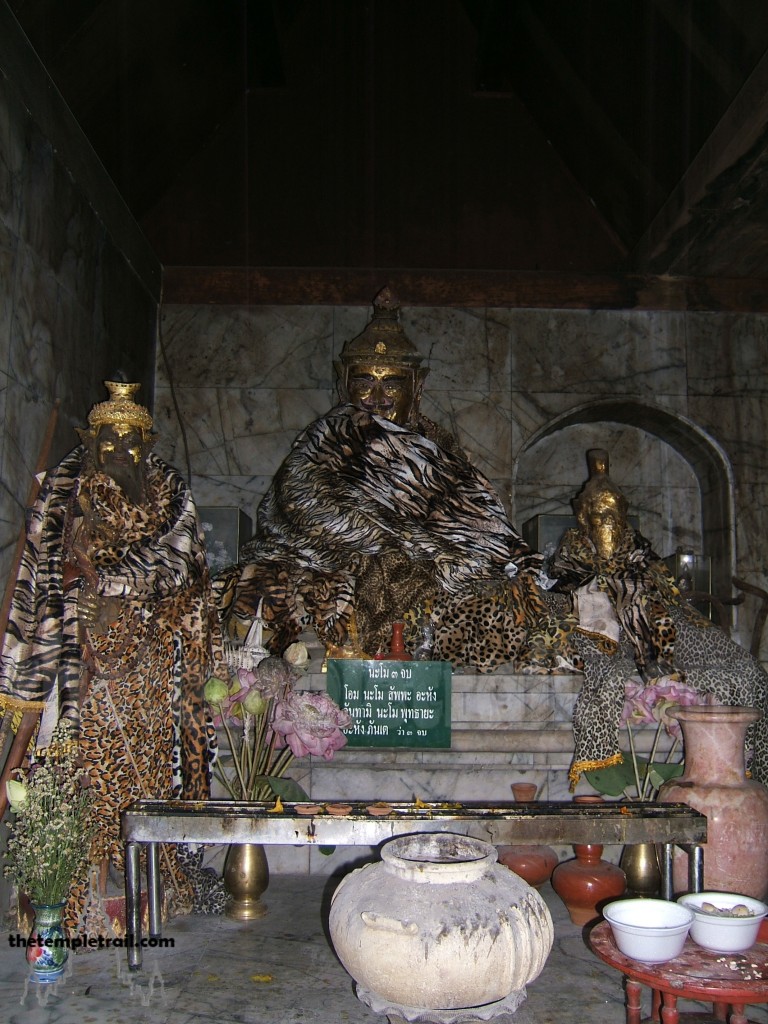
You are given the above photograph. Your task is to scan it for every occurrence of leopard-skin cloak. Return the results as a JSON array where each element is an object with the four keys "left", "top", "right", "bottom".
[
  {"left": 0, "top": 447, "right": 227, "bottom": 925},
  {"left": 222, "top": 404, "right": 546, "bottom": 666},
  {"left": 551, "top": 525, "right": 768, "bottom": 787}
]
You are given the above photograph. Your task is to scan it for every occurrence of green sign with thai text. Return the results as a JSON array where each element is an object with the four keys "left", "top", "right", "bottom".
[{"left": 326, "top": 660, "right": 452, "bottom": 748}]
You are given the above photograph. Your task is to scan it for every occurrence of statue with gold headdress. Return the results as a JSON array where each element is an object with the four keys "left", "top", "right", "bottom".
[
  {"left": 551, "top": 449, "right": 768, "bottom": 787},
  {"left": 0, "top": 381, "right": 227, "bottom": 928},
  {"left": 219, "top": 288, "right": 547, "bottom": 670}
]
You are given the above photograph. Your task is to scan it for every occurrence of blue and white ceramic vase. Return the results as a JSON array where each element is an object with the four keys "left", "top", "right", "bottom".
[{"left": 26, "top": 901, "right": 68, "bottom": 982}]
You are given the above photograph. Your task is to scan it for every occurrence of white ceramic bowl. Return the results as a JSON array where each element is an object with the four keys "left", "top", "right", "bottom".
[
  {"left": 677, "top": 891, "right": 768, "bottom": 953},
  {"left": 603, "top": 898, "right": 695, "bottom": 963}
]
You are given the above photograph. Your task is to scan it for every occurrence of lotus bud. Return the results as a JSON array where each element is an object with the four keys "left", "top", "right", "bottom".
[
  {"left": 284, "top": 642, "right": 309, "bottom": 669},
  {"left": 6, "top": 779, "right": 27, "bottom": 811},
  {"left": 204, "top": 676, "right": 230, "bottom": 706},
  {"left": 242, "top": 689, "right": 268, "bottom": 716}
]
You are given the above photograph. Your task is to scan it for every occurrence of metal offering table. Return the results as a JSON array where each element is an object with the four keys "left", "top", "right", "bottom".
[
  {"left": 122, "top": 798, "right": 707, "bottom": 970},
  {"left": 590, "top": 919, "right": 768, "bottom": 1024}
]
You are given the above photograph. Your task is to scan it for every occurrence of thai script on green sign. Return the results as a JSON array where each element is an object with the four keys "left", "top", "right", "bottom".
[{"left": 326, "top": 660, "right": 451, "bottom": 748}]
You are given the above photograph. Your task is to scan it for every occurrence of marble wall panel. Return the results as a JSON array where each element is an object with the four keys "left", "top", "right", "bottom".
[
  {"left": 51, "top": 298, "right": 103, "bottom": 443},
  {"left": 689, "top": 394, "right": 768, "bottom": 485},
  {"left": 154, "top": 385, "right": 240, "bottom": 475},
  {"left": 422, "top": 388, "right": 513, "bottom": 480},
  {"left": 0, "top": 56, "right": 159, "bottom": 585},
  {"left": 3, "top": 377, "right": 57, "bottom": 514},
  {"left": 8, "top": 245, "right": 56, "bottom": 395},
  {"left": 508, "top": 388, "right": 691, "bottom": 457},
  {"left": 0, "top": 368, "right": 13, "bottom": 568},
  {"left": 159, "top": 304, "right": 336, "bottom": 389},
  {"left": 0, "top": 78, "right": 23, "bottom": 236},
  {"left": 38, "top": 160, "right": 95, "bottom": 312},
  {"left": 153, "top": 383, "right": 333, "bottom": 524},
  {"left": 552, "top": 688, "right": 579, "bottom": 724},
  {"left": 509, "top": 308, "right": 688, "bottom": 397},
  {"left": 305, "top": 760, "right": 528, "bottom": 803},
  {"left": 688, "top": 393, "right": 768, "bottom": 590},
  {"left": 402, "top": 306, "right": 490, "bottom": 392},
  {"left": 685, "top": 312, "right": 768, "bottom": 395},
  {"left": 732, "top": 478, "right": 768, "bottom": 571},
  {"left": 454, "top": 672, "right": 581, "bottom": 696},
  {"left": 0, "top": 241, "right": 13, "bottom": 373}
]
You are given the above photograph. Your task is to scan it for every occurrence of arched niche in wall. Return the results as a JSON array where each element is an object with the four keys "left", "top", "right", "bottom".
[{"left": 513, "top": 399, "right": 735, "bottom": 598}]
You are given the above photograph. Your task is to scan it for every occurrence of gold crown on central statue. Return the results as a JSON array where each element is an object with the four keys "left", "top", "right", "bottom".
[
  {"left": 339, "top": 287, "right": 424, "bottom": 370},
  {"left": 87, "top": 381, "right": 154, "bottom": 437}
]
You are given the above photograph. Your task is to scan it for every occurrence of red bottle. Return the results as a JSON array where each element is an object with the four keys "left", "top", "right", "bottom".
[{"left": 384, "top": 621, "right": 412, "bottom": 661}]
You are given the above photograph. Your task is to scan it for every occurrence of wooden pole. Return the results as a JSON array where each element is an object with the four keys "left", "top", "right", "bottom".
[
  {"left": 0, "top": 400, "right": 60, "bottom": 636},
  {"left": 0, "top": 401, "right": 61, "bottom": 818}
]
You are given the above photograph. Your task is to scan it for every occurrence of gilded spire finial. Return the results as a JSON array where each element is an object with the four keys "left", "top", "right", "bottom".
[{"left": 86, "top": 381, "right": 153, "bottom": 437}]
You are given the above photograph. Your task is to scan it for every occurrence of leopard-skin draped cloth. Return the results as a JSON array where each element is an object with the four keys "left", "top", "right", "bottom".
[
  {"left": 551, "top": 525, "right": 768, "bottom": 787},
  {"left": 0, "top": 448, "right": 228, "bottom": 929},
  {"left": 218, "top": 404, "right": 546, "bottom": 669}
]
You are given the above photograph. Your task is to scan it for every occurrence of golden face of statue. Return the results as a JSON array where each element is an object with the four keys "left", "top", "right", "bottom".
[
  {"left": 96, "top": 424, "right": 144, "bottom": 467},
  {"left": 94, "top": 424, "right": 148, "bottom": 504},
  {"left": 584, "top": 491, "right": 626, "bottom": 560},
  {"left": 345, "top": 363, "right": 421, "bottom": 425}
]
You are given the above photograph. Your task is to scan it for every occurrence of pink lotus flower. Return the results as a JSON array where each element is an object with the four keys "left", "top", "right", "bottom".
[
  {"left": 621, "top": 678, "right": 656, "bottom": 726},
  {"left": 272, "top": 691, "right": 352, "bottom": 760},
  {"left": 203, "top": 652, "right": 351, "bottom": 800},
  {"left": 650, "top": 678, "right": 701, "bottom": 738}
]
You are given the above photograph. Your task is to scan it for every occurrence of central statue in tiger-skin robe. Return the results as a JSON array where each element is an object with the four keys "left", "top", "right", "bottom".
[{"left": 218, "top": 288, "right": 549, "bottom": 670}]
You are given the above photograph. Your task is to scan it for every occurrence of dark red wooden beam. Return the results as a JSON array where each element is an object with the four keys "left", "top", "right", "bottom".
[{"left": 162, "top": 266, "right": 768, "bottom": 312}]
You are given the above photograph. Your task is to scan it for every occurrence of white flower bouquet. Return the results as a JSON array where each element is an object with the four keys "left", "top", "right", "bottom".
[{"left": 4, "top": 725, "right": 94, "bottom": 906}]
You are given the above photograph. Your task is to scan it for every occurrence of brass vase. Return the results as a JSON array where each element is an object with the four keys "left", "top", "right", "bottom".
[
  {"left": 620, "top": 842, "right": 661, "bottom": 897},
  {"left": 223, "top": 843, "right": 269, "bottom": 920}
]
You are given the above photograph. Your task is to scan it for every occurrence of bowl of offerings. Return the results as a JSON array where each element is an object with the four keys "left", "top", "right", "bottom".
[{"left": 677, "top": 891, "right": 768, "bottom": 953}]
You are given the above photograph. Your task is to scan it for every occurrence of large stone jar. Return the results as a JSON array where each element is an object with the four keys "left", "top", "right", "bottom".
[
  {"left": 328, "top": 832, "right": 554, "bottom": 1019},
  {"left": 657, "top": 705, "right": 768, "bottom": 900}
]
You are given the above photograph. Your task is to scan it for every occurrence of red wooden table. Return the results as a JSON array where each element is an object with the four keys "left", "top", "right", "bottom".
[{"left": 590, "top": 920, "right": 768, "bottom": 1024}]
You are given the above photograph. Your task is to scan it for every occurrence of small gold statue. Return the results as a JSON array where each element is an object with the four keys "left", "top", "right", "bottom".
[{"left": 572, "top": 448, "right": 631, "bottom": 562}]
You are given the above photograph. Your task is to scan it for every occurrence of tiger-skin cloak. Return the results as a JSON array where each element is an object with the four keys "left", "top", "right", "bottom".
[
  {"left": 0, "top": 446, "right": 226, "bottom": 923},
  {"left": 551, "top": 524, "right": 768, "bottom": 787},
  {"left": 225, "top": 404, "right": 547, "bottom": 666}
]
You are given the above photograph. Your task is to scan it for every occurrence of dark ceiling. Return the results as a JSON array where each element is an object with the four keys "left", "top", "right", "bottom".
[{"left": 9, "top": 0, "right": 768, "bottom": 301}]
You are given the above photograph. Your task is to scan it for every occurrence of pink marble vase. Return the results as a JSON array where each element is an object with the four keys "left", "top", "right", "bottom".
[{"left": 657, "top": 705, "right": 768, "bottom": 900}]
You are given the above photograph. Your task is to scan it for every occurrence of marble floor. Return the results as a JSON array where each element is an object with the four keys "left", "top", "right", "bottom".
[{"left": 1, "top": 872, "right": 767, "bottom": 1024}]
